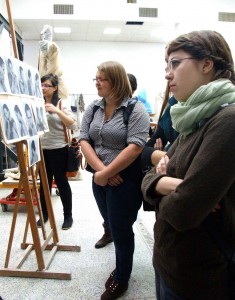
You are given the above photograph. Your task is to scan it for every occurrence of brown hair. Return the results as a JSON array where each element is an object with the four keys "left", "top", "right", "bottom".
[
  {"left": 157, "top": 83, "right": 170, "bottom": 126},
  {"left": 166, "top": 30, "right": 235, "bottom": 84}
]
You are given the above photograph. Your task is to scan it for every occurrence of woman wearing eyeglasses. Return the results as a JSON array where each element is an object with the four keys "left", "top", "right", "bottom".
[
  {"left": 38, "top": 73, "right": 77, "bottom": 230},
  {"left": 142, "top": 30, "right": 235, "bottom": 300},
  {"left": 80, "top": 61, "right": 149, "bottom": 300}
]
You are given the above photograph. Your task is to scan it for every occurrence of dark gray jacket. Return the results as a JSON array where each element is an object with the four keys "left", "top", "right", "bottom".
[{"left": 141, "top": 105, "right": 235, "bottom": 300}]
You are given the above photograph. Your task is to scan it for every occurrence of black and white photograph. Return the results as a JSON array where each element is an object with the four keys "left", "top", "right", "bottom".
[
  {"left": 34, "top": 72, "right": 43, "bottom": 98},
  {"left": 18, "top": 65, "right": 28, "bottom": 95},
  {"left": 31, "top": 99, "right": 47, "bottom": 134},
  {"left": 14, "top": 102, "right": 29, "bottom": 138},
  {"left": 40, "top": 105, "right": 49, "bottom": 132},
  {"left": 6, "top": 57, "right": 20, "bottom": 94},
  {"left": 0, "top": 55, "right": 42, "bottom": 99},
  {"left": 24, "top": 99, "right": 38, "bottom": 137},
  {"left": 27, "top": 137, "right": 40, "bottom": 167},
  {"left": 0, "top": 56, "right": 10, "bottom": 94},
  {"left": 26, "top": 68, "right": 35, "bottom": 96},
  {"left": 0, "top": 99, "right": 21, "bottom": 143}
]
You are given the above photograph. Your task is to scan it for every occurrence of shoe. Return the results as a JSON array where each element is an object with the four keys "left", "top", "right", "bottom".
[
  {"left": 62, "top": 216, "right": 73, "bottom": 230},
  {"left": 101, "top": 281, "right": 128, "bottom": 300},
  {"left": 95, "top": 223, "right": 113, "bottom": 249},
  {"left": 36, "top": 215, "right": 48, "bottom": 228},
  {"left": 105, "top": 270, "right": 115, "bottom": 289}
]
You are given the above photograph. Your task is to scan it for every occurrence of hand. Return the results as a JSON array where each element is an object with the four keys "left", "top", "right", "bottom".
[
  {"left": 39, "top": 40, "right": 49, "bottom": 55},
  {"left": 45, "top": 103, "right": 59, "bottom": 114},
  {"left": 154, "top": 138, "right": 163, "bottom": 150},
  {"left": 94, "top": 171, "right": 108, "bottom": 186},
  {"left": 107, "top": 174, "right": 124, "bottom": 186},
  {"left": 94, "top": 171, "right": 124, "bottom": 187},
  {"left": 156, "top": 155, "right": 169, "bottom": 174}
]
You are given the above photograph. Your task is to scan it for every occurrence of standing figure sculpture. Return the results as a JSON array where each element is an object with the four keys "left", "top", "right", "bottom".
[{"left": 38, "top": 25, "right": 68, "bottom": 100}]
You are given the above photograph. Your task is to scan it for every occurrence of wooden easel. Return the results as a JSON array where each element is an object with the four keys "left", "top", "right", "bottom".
[{"left": 0, "top": 0, "right": 80, "bottom": 280}]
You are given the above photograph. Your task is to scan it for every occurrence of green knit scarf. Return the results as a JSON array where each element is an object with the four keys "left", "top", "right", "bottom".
[{"left": 170, "top": 79, "right": 235, "bottom": 136}]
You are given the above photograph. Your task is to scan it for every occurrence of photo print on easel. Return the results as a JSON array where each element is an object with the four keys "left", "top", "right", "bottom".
[
  {"left": 13, "top": 101, "right": 29, "bottom": 138},
  {"left": 27, "top": 136, "right": 40, "bottom": 167},
  {"left": 0, "top": 55, "right": 48, "bottom": 148},
  {"left": 22, "top": 64, "right": 43, "bottom": 98},
  {"left": 0, "top": 55, "right": 11, "bottom": 94},
  {"left": 31, "top": 98, "right": 49, "bottom": 134},
  {"left": 23, "top": 98, "right": 38, "bottom": 137},
  {"left": 6, "top": 57, "right": 20, "bottom": 94},
  {"left": 0, "top": 54, "right": 43, "bottom": 99},
  {"left": 0, "top": 97, "right": 21, "bottom": 143},
  {"left": 18, "top": 64, "right": 28, "bottom": 95}
]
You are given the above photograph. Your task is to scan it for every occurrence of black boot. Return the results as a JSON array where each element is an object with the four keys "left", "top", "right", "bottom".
[
  {"left": 95, "top": 223, "right": 113, "bottom": 249},
  {"left": 36, "top": 213, "right": 48, "bottom": 228},
  {"left": 62, "top": 215, "right": 73, "bottom": 230}
]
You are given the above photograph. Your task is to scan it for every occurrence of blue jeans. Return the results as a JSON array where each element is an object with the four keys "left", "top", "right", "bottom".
[
  {"left": 154, "top": 266, "right": 186, "bottom": 300},
  {"left": 92, "top": 168, "right": 142, "bottom": 284}
]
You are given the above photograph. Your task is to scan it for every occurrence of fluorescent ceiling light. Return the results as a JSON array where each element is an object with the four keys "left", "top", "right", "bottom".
[
  {"left": 104, "top": 28, "right": 121, "bottom": 35},
  {"left": 54, "top": 27, "right": 71, "bottom": 33}
]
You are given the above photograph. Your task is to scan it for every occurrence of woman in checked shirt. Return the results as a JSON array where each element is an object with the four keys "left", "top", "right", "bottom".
[{"left": 79, "top": 61, "right": 149, "bottom": 300}]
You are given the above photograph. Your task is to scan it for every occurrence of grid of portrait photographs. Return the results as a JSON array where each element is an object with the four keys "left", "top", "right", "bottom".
[
  {"left": 0, "top": 55, "right": 49, "bottom": 168},
  {"left": 0, "top": 97, "right": 49, "bottom": 144},
  {"left": 0, "top": 54, "right": 43, "bottom": 98}
]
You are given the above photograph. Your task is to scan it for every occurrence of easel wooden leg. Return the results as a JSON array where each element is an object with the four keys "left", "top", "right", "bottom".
[
  {"left": 4, "top": 181, "right": 22, "bottom": 268},
  {"left": 38, "top": 142, "right": 59, "bottom": 243},
  {"left": 0, "top": 269, "right": 71, "bottom": 280}
]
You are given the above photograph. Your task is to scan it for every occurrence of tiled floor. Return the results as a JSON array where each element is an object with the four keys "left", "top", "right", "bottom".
[{"left": 0, "top": 170, "right": 156, "bottom": 300}]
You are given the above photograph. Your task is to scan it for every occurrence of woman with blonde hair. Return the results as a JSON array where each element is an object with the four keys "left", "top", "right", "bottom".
[{"left": 80, "top": 61, "right": 149, "bottom": 300}]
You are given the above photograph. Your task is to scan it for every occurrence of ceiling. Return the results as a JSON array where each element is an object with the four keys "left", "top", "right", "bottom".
[
  {"left": 5, "top": 0, "right": 235, "bottom": 44},
  {"left": 13, "top": 19, "right": 173, "bottom": 43}
]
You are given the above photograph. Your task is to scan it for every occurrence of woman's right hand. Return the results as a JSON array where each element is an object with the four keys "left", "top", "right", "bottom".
[
  {"left": 156, "top": 155, "right": 169, "bottom": 174},
  {"left": 155, "top": 154, "right": 183, "bottom": 195},
  {"left": 155, "top": 138, "right": 163, "bottom": 150},
  {"left": 107, "top": 173, "right": 124, "bottom": 186}
]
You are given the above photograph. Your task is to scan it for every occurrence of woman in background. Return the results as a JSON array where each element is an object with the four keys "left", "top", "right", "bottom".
[
  {"left": 141, "top": 84, "right": 179, "bottom": 173},
  {"left": 38, "top": 73, "right": 77, "bottom": 230}
]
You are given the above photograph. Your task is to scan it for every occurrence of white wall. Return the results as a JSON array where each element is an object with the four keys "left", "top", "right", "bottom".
[{"left": 23, "top": 40, "right": 167, "bottom": 115}]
